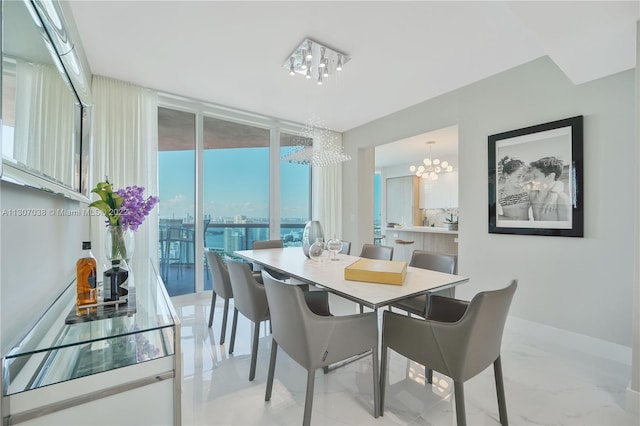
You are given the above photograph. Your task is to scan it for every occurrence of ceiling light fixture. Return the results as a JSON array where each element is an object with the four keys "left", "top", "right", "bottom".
[
  {"left": 409, "top": 141, "right": 453, "bottom": 180},
  {"left": 282, "top": 118, "right": 351, "bottom": 167},
  {"left": 284, "top": 38, "right": 349, "bottom": 86},
  {"left": 288, "top": 57, "right": 295, "bottom": 76}
]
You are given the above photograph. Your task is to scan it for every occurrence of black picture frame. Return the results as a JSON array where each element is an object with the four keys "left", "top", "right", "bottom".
[{"left": 488, "top": 116, "right": 584, "bottom": 237}]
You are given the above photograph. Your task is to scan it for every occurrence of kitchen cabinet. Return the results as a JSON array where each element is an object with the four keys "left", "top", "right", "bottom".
[{"left": 1, "top": 261, "right": 181, "bottom": 425}]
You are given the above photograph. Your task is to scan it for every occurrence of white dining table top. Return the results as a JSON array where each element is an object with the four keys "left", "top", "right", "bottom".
[{"left": 234, "top": 247, "right": 469, "bottom": 309}]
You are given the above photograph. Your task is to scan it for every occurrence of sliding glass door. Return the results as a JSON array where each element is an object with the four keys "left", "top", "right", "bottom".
[
  {"left": 202, "top": 116, "right": 271, "bottom": 290},
  {"left": 157, "top": 101, "right": 311, "bottom": 296},
  {"left": 280, "top": 132, "right": 311, "bottom": 246}
]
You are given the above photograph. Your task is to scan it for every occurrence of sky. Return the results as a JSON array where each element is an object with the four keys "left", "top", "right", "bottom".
[{"left": 158, "top": 147, "right": 310, "bottom": 221}]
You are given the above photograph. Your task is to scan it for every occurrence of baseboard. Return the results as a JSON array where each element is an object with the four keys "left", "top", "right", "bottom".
[
  {"left": 506, "top": 315, "right": 632, "bottom": 365},
  {"left": 627, "top": 385, "right": 640, "bottom": 414}
]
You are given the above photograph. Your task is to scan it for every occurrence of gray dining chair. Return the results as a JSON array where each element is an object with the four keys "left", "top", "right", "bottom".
[
  {"left": 338, "top": 240, "right": 351, "bottom": 255},
  {"left": 252, "top": 239, "right": 284, "bottom": 250},
  {"left": 252, "top": 239, "right": 290, "bottom": 282},
  {"left": 359, "top": 243, "right": 394, "bottom": 261},
  {"left": 226, "top": 260, "right": 331, "bottom": 381},
  {"left": 358, "top": 243, "right": 394, "bottom": 312},
  {"left": 380, "top": 280, "right": 518, "bottom": 426},
  {"left": 391, "top": 250, "right": 457, "bottom": 317},
  {"left": 262, "top": 271, "right": 380, "bottom": 426},
  {"left": 227, "top": 260, "right": 271, "bottom": 381},
  {"left": 205, "top": 249, "right": 237, "bottom": 347}
]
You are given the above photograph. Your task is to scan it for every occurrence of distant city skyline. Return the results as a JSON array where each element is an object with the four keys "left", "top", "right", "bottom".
[{"left": 158, "top": 147, "right": 310, "bottom": 221}]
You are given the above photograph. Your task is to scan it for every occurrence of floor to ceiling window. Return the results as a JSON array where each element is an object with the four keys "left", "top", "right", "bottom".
[
  {"left": 202, "top": 116, "right": 271, "bottom": 290},
  {"left": 157, "top": 107, "right": 196, "bottom": 296},
  {"left": 157, "top": 98, "right": 311, "bottom": 296},
  {"left": 280, "top": 132, "right": 311, "bottom": 246}
]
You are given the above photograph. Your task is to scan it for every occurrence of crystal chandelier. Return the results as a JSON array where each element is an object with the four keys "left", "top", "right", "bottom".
[
  {"left": 409, "top": 141, "right": 453, "bottom": 180},
  {"left": 283, "top": 38, "right": 349, "bottom": 86},
  {"left": 281, "top": 119, "right": 351, "bottom": 167}
]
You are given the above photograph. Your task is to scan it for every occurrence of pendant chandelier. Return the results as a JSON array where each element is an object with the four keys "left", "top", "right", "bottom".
[
  {"left": 409, "top": 141, "right": 453, "bottom": 180},
  {"left": 281, "top": 118, "right": 351, "bottom": 167}
]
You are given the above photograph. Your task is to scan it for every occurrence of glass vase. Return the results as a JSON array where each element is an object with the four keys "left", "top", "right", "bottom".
[
  {"left": 104, "top": 225, "right": 134, "bottom": 302},
  {"left": 105, "top": 225, "right": 135, "bottom": 264},
  {"left": 302, "top": 220, "right": 324, "bottom": 258}
]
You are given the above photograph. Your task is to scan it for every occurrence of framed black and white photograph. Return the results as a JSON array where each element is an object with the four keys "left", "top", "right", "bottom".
[{"left": 488, "top": 116, "right": 583, "bottom": 237}]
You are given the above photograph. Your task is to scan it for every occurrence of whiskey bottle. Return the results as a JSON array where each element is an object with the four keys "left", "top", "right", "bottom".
[{"left": 76, "top": 241, "right": 98, "bottom": 314}]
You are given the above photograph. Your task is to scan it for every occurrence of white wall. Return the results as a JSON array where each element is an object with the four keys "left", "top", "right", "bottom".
[
  {"left": 342, "top": 56, "right": 636, "bottom": 347},
  {"left": 0, "top": 182, "right": 90, "bottom": 353}
]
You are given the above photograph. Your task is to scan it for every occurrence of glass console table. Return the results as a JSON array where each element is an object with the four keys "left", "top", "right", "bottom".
[{"left": 1, "top": 261, "right": 181, "bottom": 425}]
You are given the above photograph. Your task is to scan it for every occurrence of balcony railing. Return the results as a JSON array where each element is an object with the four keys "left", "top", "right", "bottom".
[{"left": 159, "top": 221, "right": 307, "bottom": 296}]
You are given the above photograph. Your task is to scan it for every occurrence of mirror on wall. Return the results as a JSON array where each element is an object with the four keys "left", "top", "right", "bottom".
[{"left": 2, "top": 0, "right": 92, "bottom": 197}]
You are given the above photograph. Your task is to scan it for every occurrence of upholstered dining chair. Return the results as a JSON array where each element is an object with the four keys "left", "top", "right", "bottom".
[
  {"left": 205, "top": 249, "right": 237, "bottom": 347},
  {"left": 262, "top": 271, "right": 380, "bottom": 426},
  {"left": 357, "top": 243, "right": 394, "bottom": 312},
  {"left": 252, "top": 239, "right": 284, "bottom": 250},
  {"left": 227, "top": 260, "right": 271, "bottom": 381},
  {"left": 252, "top": 239, "right": 289, "bottom": 281},
  {"left": 359, "top": 243, "right": 394, "bottom": 261},
  {"left": 391, "top": 250, "right": 457, "bottom": 317},
  {"left": 380, "top": 280, "right": 518, "bottom": 426},
  {"left": 338, "top": 240, "right": 351, "bottom": 255}
]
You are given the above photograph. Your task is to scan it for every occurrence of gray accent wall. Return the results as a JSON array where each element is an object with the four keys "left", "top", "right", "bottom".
[
  {"left": 343, "top": 56, "right": 636, "bottom": 347},
  {"left": 0, "top": 182, "right": 89, "bottom": 354}
]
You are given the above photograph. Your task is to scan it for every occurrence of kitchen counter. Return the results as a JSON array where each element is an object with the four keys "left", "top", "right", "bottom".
[
  {"left": 382, "top": 226, "right": 458, "bottom": 262},
  {"left": 383, "top": 226, "right": 458, "bottom": 235}
]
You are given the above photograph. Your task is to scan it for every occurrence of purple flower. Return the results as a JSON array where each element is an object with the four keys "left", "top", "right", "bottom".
[
  {"left": 90, "top": 180, "right": 158, "bottom": 231},
  {"left": 116, "top": 186, "right": 159, "bottom": 231}
]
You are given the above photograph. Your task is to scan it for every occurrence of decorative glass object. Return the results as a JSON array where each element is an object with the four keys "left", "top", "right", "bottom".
[
  {"left": 105, "top": 225, "right": 135, "bottom": 264},
  {"left": 326, "top": 236, "right": 343, "bottom": 261},
  {"left": 308, "top": 238, "right": 325, "bottom": 262},
  {"left": 302, "top": 220, "right": 324, "bottom": 258},
  {"left": 104, "top": 225, "right": 134, "bottom": 302}
]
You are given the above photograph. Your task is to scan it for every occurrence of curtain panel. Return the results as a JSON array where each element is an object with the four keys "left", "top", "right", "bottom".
[
  {"left": 314, "top": 129, "right": 343, "bottom": 240},
  {"left": 90, "top": 76, "right": 158, "bottom": 280}
]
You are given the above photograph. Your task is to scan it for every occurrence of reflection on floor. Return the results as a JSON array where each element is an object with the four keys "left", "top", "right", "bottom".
[{"left": 173, "top": 292, "right": 637, "bottom": 425}]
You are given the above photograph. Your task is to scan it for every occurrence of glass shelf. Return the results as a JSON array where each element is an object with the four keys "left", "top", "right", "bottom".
[{"left": 2, "top": 261, "right": 177, "bottom": 396}]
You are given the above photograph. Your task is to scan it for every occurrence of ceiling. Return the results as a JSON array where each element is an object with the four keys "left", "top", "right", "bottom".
[{"left": 68, "top": 1, "right": 637, "bottom": 167}]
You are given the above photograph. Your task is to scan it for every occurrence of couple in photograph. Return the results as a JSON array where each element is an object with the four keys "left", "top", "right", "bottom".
[{"left": 497, "top": 155, "right": 571, "bottom": 222}]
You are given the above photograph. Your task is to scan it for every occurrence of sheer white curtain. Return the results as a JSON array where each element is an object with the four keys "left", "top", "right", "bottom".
[
  {"left": 314, "top": 130, "right": 344, "bottom": 241},
  {"left": 90, "top": 76, "right": 158, "bottom": 280},
  {"left": 14, "top": 60, "right": 76, "bottom": 184}
]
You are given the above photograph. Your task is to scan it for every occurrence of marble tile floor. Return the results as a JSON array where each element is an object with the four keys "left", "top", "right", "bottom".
[{"left": 172, "top": 292, "right": 638, "bottom": 426}]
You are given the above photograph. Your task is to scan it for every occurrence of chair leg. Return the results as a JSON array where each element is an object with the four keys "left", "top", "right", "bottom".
[
  {"left": 265, "top": 340, "right": 278, "bottom": 401},
  {"left": 454, "top": 381, "right": 466, "bottom": 426},
  {"left": 229, "top": 308, "right": 238, "bottom": 354},
  {"left": 494, "top": 356, "right": 509, "bottom": 425},
  {"left": 249, "top": 321, "right": 261, "bottom": 381},
  {"left": 302, "top": 369, "right": 316, "bottom": 426},
  {"left": 427, "top": 368, "right": 433, "bottom": 384},
  {"left": 359, "top": 304, "right": 364, "bottom": 314},
  {"left": 208, "top": 292, "right": 217, "bottom": 328},
  {"left": 372, "top": 346, "right": 380, "bottom": 418},
  {"left": 220, "top": 299, "right": 229, "bottom": 345},
  {"left": 380, "top": 344, "right": 388, "bottom": 416}
]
